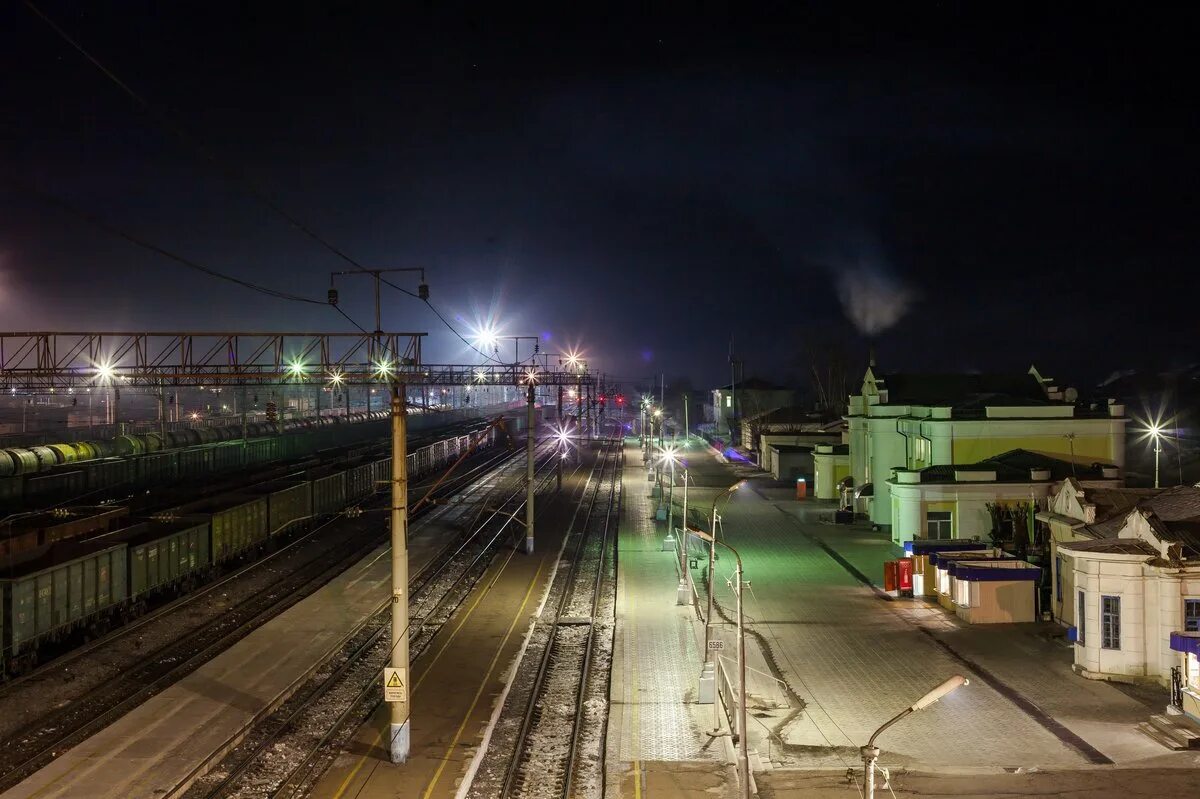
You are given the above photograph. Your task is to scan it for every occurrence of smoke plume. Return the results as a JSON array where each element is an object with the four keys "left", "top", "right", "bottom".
[{"left": 835, "top": 263, "right": 916, "bottom": 336}]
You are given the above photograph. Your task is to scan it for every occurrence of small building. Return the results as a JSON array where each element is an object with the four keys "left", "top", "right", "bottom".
[
  {"left": 950, "top": 560, "right": 1041, "bottom": 624},
  {"left": 1037, "top": 479, "right": 1161, "bottom": 628},
  {"left": 909, "top": 540, "right": 990, "bottom": 597},
  {"left": 742, "top": 406, "right": 842, "bottom": 455},
  {"left": 766, "top": 444, "right": 815, "bottom": 482},
  {"left": 887, "top": 449, "right": 1121, "bottom": 545},
  {"left": 813, "top": 443, "right": 850, "bottom": 499},
  {"left": 930, "top": 549, "right": 1009, "bottom": 610},
  {"left": 1057, "top": 486, "right": 1200, "bottom": 693}
]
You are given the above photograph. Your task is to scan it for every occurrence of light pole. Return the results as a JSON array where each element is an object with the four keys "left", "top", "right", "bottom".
[
  {"left": 685, "top": 524, "right": 751, "bottom": 799},
  {"left": 1150, "top": 423, "right": 1163, "bottom": 489},
  {"left": 704, "top": 480, "right": 744, "bottom": 658},
  {"left": 861, "top": 675, "right": 968, "bottom": 799},
  {"left": 660, "top": 444, "right": 693, "bottom": 605}
]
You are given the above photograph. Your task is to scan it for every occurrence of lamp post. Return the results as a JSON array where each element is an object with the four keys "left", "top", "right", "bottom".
[
  {"left": 660, "top": 445, "right": 692, "bottom": 605},
  {"left": 704, "top": 480, "right": 744, "bottom": 658},
  {"left": 1150, "top": 423, "right": 1163, "bottom": 489},
  {"left": 861, "top": 675, "right": 968, "bottom": 799},
  {"left": 685, "top": 524, "right": 750, "bottom": 799}
]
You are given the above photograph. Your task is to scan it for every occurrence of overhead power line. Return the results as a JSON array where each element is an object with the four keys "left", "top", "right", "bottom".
[
  {"left": 23, "top": 0, "right": 505, "bottom": 366},
  {"left": 19, "top": 181, "right": 325, "bottom": 305}
]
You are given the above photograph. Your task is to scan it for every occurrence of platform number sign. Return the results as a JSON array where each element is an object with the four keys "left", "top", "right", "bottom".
[
  {"left": 384, "top": 667, "right": 407, "bottom": 703},
  {"left": 707, "top": 639, "right": 725, "bottom": 651}
]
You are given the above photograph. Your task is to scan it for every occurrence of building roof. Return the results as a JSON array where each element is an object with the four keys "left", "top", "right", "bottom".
[
  {"left": 743, "top": 406, "right": 841, "bottom": 427},
  {"left": 1074, "top": 485, "right": 1200, "bottom": 558},
  {"left": 910, "top": 449, "right": 1116, "bottom": 485},
  {"left": 769, "top": 444, "right": 816, "bottom": 454},
  {"left": 715, "top": 378, "right": 790, "bottom": 392},
  {"left": 873, "top": 372, "right": 1048, "bottom": 407},
  {"left": 1059, "top": 538, "right": 1160, "bottom": 556}
]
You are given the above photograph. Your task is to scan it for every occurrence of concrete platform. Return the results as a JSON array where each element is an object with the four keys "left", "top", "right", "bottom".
[
  {"left": 606, "top": 441, "right": 739, "bottom": 799},
  {"left": 1, "top": 455, "right": 525, "bottom": 799}
]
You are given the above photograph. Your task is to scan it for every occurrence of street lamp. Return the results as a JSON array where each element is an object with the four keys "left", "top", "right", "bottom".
[
  {"left": 704, "top": 480, "right": 745, "bottom": 661},
  {"left": 1149, "top": 423, "right": 1163, "bottom": 489},
  {"left": 660, "top": 445, "right": 691, "bottom": 605},
  {"left": 861, "top": 675, "right": 968, "bottom": 799},
  {"left": 685, "top": 524, "right": 751, "bottom": 799}
]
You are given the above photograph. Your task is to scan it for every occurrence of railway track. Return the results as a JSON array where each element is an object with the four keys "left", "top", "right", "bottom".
[
  {"left": 176, "top": 440, "right": 572, "bottom": 799},
  {"left": 0, "top": 441, "right": 521, "bottom": 792},
  {"left": 495, "top": 439, "right": 622, "bottom": 799}
]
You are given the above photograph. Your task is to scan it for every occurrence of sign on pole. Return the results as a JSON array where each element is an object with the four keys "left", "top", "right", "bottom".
[
  {"left": 707, "top": 639, "right": 725, "bottom": 651},
  {"left": 384, "top": 667, "right": 407, "bottom": 703}
]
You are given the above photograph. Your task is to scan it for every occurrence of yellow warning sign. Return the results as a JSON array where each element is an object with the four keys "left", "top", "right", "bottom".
[{"left": 383, "top": 667, "right": 407, "bottom": 703}]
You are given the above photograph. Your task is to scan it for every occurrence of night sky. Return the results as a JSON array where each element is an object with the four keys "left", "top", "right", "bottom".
[{"left": 2, "top": 4, "right": 1197, "bottom": 392}]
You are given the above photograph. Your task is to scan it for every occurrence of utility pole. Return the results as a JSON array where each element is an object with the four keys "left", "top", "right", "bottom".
[
  {"left": 525, "top": 382, "right": 536, "bottom": 554},
  {"left": 388, "top": 382, "right": 411, "bottom": 763}
]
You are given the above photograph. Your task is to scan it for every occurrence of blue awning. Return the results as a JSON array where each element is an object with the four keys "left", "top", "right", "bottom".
[{"left": 1170, "top": 631, "right": 1200, "bottom": 656}]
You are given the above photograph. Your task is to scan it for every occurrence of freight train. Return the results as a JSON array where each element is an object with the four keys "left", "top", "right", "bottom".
[
  {"left": 0, "top": 407, "right": 523, "bottom": 511},
  {"left": 0, "top": 426, "right": 497, "bottom": 676}
]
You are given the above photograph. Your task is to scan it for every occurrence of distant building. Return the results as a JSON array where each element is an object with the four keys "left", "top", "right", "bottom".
[
  {"left": 888, "top": 450, "right": 1121, "bottom": 545},
  {"left": 1056, "top": 486, "right": 1200, "bottom": 709},
  {"left": 846, "top": 365, "right": 1128, "bottom": 542},
  {"left": 708, "top": 378, "right": 795, "bottom": 435},
  {"left": 740, "top": 406, "right": 842, "bottom": 453}
]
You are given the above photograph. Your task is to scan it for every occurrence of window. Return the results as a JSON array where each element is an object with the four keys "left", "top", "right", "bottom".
[
  {"left": 1101, "top": 595, "right": 1121, "bottom": 650},
  {"left": 937, "top": 567, "right": 951, "bottom": 596},
  {"left": 725, "top": 395, "right": 732, "bottom": 408},
  {"left": 1055, "top": 555, "right": 1063, "bottom": 603},
  {"left": 1189, "top": 653, "right": 1200, "bottom": 691},
  {"left": 1186, "top": 599, "right": 1200, "bottom": 632},
  {"left": 1077, "top": 591, "right": 1086, "bottom": 644},
  {"left": 927, "top": 511, "right": 953, "bottom": 540}
]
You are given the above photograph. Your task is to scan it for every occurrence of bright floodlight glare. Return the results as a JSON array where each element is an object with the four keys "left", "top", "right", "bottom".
[
  {"left": 94, "top": 361, "right": 115, "bottom": 382},
  {"left": 287, "top": 359, "right": 306, "bottom": 376},
  {"left": 911, "top": 675, "right": 968, "bottom": 711},
  {"left": 654, "top": 408, "right": 662, "bottom": 417},
  {"left": 474, "top": 325, "right": 499, "bottom": 350},
  {"left": 475, "top": 369, "right": 488, "bottom": 383},
  {"left": 375, "top": 359, "right": 394, "bottom": 378},
  {"left": 328, "top": 371, "right": 344, "bottom": 386},
  {"left": 659, "top": 444, "right": 680, "bottom": 465},
  {"left": 524, "top": 368, "right": 539, "bottom": 384}
]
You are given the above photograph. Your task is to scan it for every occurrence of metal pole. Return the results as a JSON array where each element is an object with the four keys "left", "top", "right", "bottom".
[
  {"left": 704, "top": 503, "right": 717, "bottom": 659},
  {"left": 734, "top": 552, "right": 750, "bottom": 799},
  {"left": 862, "top": 746, "right": 878, "bottom": 799},
  {"left": 158, "top": 385, "right": 166, "bottom": 441},
  {"left": 1155, "top": 436, "right": 1162, "bottom": 489},
  {"left": 684, "top": 393, "right": 689, "bottom": 441},
  {"left": 388, "top": 382, "right": 411, "bottom": 763},
  {"left": 240, "top": 384, "right": 248, "bottom": 465},
  {"left": 525, "top": 382, "right": 536, "bottom": 554}
]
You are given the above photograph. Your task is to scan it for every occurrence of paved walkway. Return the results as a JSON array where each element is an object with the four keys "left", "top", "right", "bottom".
[
  {"left": 669, "top": 443, "right": 1190, "bottom": 774},
  {"left": 607, "top": 442, "right": 737, "bottom": 798}
]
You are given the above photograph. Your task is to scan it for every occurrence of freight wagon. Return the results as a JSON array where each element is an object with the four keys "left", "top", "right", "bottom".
[
  {"left": 1, "top": 540, "right": 128, "bottom": 672},
  {"left": 0, "top": 423, "right": 500, "bottom": 676}
]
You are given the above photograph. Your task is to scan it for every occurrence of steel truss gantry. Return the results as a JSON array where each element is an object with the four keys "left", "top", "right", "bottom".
[{"left": 0, "top": 331, "right": 597, "bottom": 390}]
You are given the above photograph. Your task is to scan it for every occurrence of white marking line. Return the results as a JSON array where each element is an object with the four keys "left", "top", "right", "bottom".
[{"left": 453, "top": 451, "right": 609, "bottom": 799}]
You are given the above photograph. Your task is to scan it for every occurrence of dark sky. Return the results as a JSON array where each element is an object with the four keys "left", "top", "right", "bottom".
[{"left": 2, "top": 3, "right": 1198, "bottom": 392}]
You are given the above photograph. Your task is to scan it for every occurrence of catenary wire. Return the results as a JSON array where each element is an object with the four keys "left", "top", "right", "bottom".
[
  {"left": 23, "top": 0, "right": 512, "bottom": 367},
  {"left": 15, "top": 181, "right": 325, "bottom": 306}
]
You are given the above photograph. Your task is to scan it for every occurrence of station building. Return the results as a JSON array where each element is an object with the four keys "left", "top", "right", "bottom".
[
  {"left": 887, "top": 450, "right": 1121, "bottom": 545},
  {"left": 846, "top": 365, "right": 1128, "bottom": 543},
  {"left": 1055, "top": 486, "right": 1200, "bottom": 715}
]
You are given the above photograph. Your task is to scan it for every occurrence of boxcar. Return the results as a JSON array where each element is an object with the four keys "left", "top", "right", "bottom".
[
  {"left": 0, "top": 540, "right": 128, "bottom": 669},
  {"left": 239, "top": 480, "right": 312, "bottom": 536},
  {"left": 106, "top": 519, "right": 211, "bottom": 599},
  {"left": 161, "top": 495, "right": 268, "bottom": 564},
  {"left": 310, "top": 471, "right": 347, "bottom": 517}
]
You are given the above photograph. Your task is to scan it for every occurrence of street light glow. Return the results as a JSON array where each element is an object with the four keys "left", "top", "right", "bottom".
[
  {"left": 94, "top": 360, "right": 115, "bottom": 383},
  {"left": 375, "top": 359, "right": 394, "bottom": 379},
  {"left": 287, "top": 358, "right": 307, "bottom": 377},
  {"left": 474, "top": 325, "right": 499, "bottom": 350},
  {"left": 328, "top": 370, "right": 345, "bottom": 386}
]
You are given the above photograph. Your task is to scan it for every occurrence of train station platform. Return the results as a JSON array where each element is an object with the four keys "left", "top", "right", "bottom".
[
  {"left": 0, "top": 456, "right": 528, "bottom": 799},
  {"left": 606, "top": 441, "right": 738, "bottom": 799}
]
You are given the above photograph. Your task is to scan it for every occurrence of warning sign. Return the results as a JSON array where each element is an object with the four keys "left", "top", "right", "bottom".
[{"left": 383, "top": 667, "right": 407, "bottom": 703}]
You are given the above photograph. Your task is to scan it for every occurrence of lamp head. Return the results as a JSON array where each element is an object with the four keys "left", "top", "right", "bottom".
[{"left": 910, "top": 675, "right": 968, "bottom": 711}]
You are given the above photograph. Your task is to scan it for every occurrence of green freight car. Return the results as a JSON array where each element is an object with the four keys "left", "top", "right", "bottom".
[
  {"left": 158, "top": 494, "right": 269, "bottom": 564},
  {"left": 0, "top": 540, "right": 128, "bottom": 672},
  {"left": 103, "top": 519, "right": 212, "bottom": 600}
]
